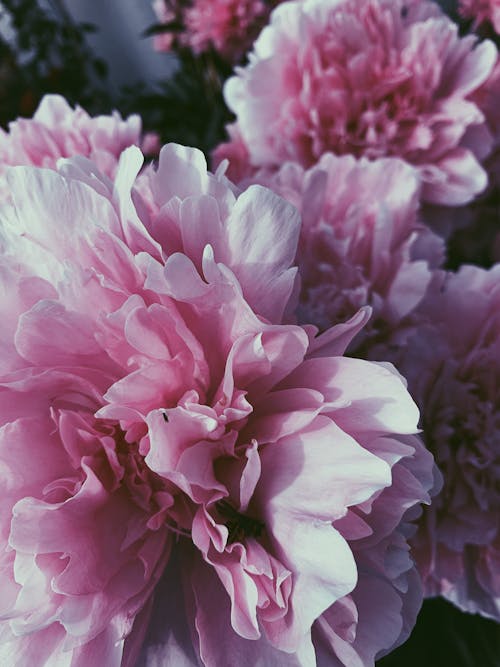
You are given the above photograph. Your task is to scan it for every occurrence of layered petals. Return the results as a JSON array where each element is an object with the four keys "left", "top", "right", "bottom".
[
  {"left": 218, "top": 0, "right": 496, "bottom": 206},
  {"left": 372, "top": 266, "right": 500, "bottom": 620},
  {"left": 0, "top": 139, "right": 436, "bottom": 666},
  {"left": 246, "top": 154, "right": 443, "bottom": 344},
  {"left": 0, "top": 94, "right": 144, "bottom": 181}
]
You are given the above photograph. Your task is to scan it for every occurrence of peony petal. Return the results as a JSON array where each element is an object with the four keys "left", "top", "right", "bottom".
[
  {"left": 282, "top": 357, "right": 420, "bottom": 437},
  {"left": 422, "top": 148, "right": 488, "bottom": 205},
  {"left": 191, "top": 556, "right": 309, "bottom": 667},
  {"left": 257, "top": 416, "right": 391, "bottom": 525},
  {"left": 254, "top": 415, "right": 391, "bottom": 649},
  {"left": 15, "top": 300, "right": 104, "bottom": 367},
  {"left": 224, "top": 185, "right": 301, "bottom": 322},
  {"left": 152, "top": 143, "right": 209, "bottom": 205}
]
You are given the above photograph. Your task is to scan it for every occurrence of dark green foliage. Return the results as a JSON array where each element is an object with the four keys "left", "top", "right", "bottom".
[
  {"left": 377, "top": 598, "right": 500, "bottom": 667},
  {"left": 117, "top": 48, "right": 233, "bottom": 158},
  {"left": 0, "top": 0, "right": 110, "bottom": 126},
  {"left": 0, "top": 1, "right": 234, "bottom": 159}
]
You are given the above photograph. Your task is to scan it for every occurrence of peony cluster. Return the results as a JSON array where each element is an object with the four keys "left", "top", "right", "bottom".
[
  {"left": 242, "top": 153, "right": 444, "bottom": 347},
  {"left": 212, "top": 0, "right": 500, "bottom": 639},
  {"left": 152, "top": 0, "right": 279, "bottom": 63},
  {"left": 369, "top": 266, "right": 500, "bottom": 621},
  {"left": 0, "top": 138, "right": 436, "bottom": 666},
  {"left": 2, "top": 0, "right": 500, "bottom": 659},
  {"left": 459, "top": 0, "right": 500, "bottom": 34},
  {"left": 219, "top": 0, "right": 497, "bottom": 205}
]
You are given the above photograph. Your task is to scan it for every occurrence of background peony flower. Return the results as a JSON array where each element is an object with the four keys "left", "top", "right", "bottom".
[
  {"left": 184, "top": 0, "right": 278, "bottom": 63},
  {"left": 370, "top": 265, "right": 500, "bottom": 621},
  {"left": 0, "top": 94, "right": 143, "bottom": 178},
  {"left": 244, "top": 154, "right": 444, "bottom": 349},
  {"left": 443, "top": 58, "right": 500, "bottom": 268},
  {"left": 152, "top": 0, "right": 279, "bottom": 63},
  {"left": 221, "top": 0, "right": 497, "bottom": 205},
  {"left": 459, "top": 0, "right": 500, "bottom": 33},
  {"left": 0, "top": 140, "right": 436, "bottom": 666}
]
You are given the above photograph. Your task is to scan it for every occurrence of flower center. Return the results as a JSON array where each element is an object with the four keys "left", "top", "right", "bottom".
[{"left": 216, "top": 499, "right": 265, "bottom": 544}]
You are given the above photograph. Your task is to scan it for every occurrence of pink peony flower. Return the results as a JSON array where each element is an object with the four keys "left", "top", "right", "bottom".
[
  {"left": 185, "top": 0, "right": 278, "bottom": 62},
  {"left": 459, "top": 0, "right": 500, "bottom": 33},
  {"left": 432, "top": 57, "right": 500, "bottom": 266},
  {"left": 0, "top": 142, "right": 435, "bottom": 666},
  {"left": 0, "top": 94, "right": 143, "bottom": 178},
  {"left": 243, "top": 154, "right": 444, "bottom": 348},
  {"left": 221, "top": 0, "right": 497, "bottom": 205},
  {"left": 371, "top": 266, "right": 500, "bottom": 620},
  {"left": 152, "top": 0, "right": 279, "bottom": 63}
]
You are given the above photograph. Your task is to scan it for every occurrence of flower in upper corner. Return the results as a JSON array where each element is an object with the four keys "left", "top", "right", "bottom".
[
  {"left": 0, "top": 94, "right": 144, "bottom": 178},
  {"left": 220, "top": 0, "right": 497, "bottom": 204},
  {"left": 246, "top": 154, "right": 444, "bottom": 349},
  {"left": 371, "top": 265, "right": 500, "bottom": 620},
  {"left": 0, "top": 140, "right": 436, "bottom": 666},
  {"left": 184, "top": 0, "right": 280, "bottom": 63},
  {"left": 152, "top": 0, "right": 280, "bottom": 63},
  {"left": 459, "top": 0, "right": 500, "bottom": 34}
]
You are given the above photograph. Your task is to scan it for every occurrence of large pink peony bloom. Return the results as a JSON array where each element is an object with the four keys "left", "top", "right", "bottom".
[
  {"left": 459, "top": 0, "right": 500, "bottom": 34},
  {"left": 0, "top": 142, "right": 435, "bottom": 666},
  {"left": 220, "top": 0, "right": 497, "bottom": 204},
  {"left": 243, "top": 154, "right": 444, "bottom": 346},
  {"left": 371, "top": 266, "right": 500, "bottom": 620},
  {"left": 0, "top": 94, "right": 143, "bottom": 178},
  {"left": 152, "top": 0, "right": 279, "bottom": 63}
]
